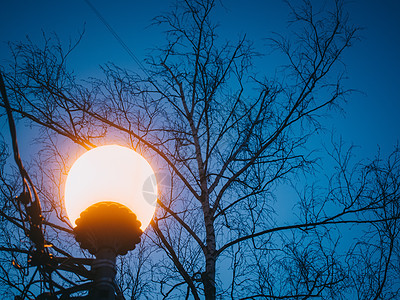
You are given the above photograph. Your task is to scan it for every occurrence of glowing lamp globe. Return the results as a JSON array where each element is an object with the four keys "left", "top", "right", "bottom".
[{"left": 65, "top": 145, "right": 157, "bottom": 233}]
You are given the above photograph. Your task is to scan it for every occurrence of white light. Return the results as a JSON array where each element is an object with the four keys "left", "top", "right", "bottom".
[{"left": 64, "top": 145, "right": 157, "bottom": 230}]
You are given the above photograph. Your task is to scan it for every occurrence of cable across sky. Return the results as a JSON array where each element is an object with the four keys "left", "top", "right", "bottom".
[{"left": 83, "top": 0, "right": 150, "bottom": 77}]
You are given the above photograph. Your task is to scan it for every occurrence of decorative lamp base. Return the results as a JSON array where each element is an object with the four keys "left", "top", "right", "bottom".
[{"left": 74, "top": 201, "right": 143, "bottom": 256}]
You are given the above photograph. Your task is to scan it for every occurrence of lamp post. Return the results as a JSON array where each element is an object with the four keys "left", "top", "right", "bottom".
[{"left": 64, "top": 145, "right": 157, "bottom": 299}]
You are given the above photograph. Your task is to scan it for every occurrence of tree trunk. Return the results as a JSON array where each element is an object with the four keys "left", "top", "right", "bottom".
[
  {"left": 201, "top": 194, "right": 216, "bottom": 300},
  {"left": 203, "top": 253, "right": 216, "bottom": 300}
]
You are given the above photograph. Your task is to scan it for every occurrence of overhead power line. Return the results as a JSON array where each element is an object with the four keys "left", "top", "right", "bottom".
[{"left": 83, "top": 0, "right": 149, "bottom": 76}]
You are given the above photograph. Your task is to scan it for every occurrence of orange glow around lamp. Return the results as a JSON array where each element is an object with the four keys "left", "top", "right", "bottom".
[{"left": 64, "top": 145, "right": 157, "bottom": 299}]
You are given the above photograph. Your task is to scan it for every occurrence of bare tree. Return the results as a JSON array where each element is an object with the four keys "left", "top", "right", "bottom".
[{"left": 0, "top": 0, "right": 399, "bottom": 299}]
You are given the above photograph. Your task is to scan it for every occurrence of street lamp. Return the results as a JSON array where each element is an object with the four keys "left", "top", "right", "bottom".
[{"left": 64, "top": 145, "right": 157, "bottom": 299}]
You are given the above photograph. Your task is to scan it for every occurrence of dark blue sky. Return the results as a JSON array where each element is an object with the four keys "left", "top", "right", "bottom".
[{"left": 1, "top": 0, "right": 399, "bottom": 158}]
